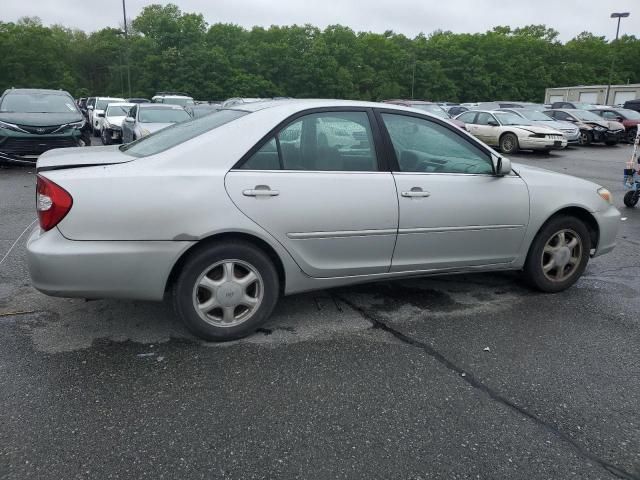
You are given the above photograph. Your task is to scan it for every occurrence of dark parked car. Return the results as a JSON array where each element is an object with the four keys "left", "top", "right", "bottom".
[
  {"left": 447, "top": 105, "right": 469, "bottom": 116},
  {"left": 0, "top": 88, "right": 85, "bottom": 164},
  {"left": 127, "top": 98, "right": 151, "bottom": 104},
  {"left": 590, "top": 108, "right": 640, "bottom": 143},
  {"left": 550, "top": 101, "right": 597, "bottom": 110},
  {"left": 383, "top": 100, "right": 466, "bottom": 129},
  {"left": 623, "top": 99, "right": 640, "bottom": 113},
  {"left": 544, "top": 109, "right": 624, "bottom": 146},
  {"left": 187, "top": 103, "right": 220, "bottom": 118}
]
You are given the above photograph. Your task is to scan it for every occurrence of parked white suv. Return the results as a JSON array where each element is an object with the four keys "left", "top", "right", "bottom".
[
  {"left": 88, "top": 96, "right": 125, "bottom": 136},
  {"left": 151, "top": 92, "right": 195, "bottom": 107}
]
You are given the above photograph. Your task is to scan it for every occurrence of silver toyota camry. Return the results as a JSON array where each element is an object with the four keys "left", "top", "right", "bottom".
[{"left": 27, "top": 100, "right": 620, "bottom": 341}]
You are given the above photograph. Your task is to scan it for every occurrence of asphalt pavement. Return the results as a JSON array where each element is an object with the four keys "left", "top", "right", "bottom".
[{"left": 1, "top": 143, "right": 639, "bottom": 479}]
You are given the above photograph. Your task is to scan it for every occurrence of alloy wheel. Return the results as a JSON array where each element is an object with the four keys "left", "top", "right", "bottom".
[
  {"left": 192, "top": 259, "right": 264, "bottom": 328},
  {"left": 541, "top": 229, "right": 583, "bottom": 282}
]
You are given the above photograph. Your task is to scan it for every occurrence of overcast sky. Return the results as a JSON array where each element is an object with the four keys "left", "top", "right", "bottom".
[{"left": 4, "top": 0, "right": 639, "bottom": 41}]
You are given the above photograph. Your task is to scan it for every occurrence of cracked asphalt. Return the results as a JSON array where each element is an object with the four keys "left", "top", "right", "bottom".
[{"left": 1, "top": 143, "right": 639, "bottom": 479}]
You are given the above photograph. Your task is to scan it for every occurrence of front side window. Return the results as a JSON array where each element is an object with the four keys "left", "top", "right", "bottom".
[
  {"left": 381, "top": 113, "right": 493, "bottom": 175},
  {"left": 241, "top": 111, "right": 378, "bottom": 172},
  {"left": 475, "top": 112, "right": 496, "bottom": 125},
  {"left": 121, "top": 109, "right": 247, "bottom": 157}
]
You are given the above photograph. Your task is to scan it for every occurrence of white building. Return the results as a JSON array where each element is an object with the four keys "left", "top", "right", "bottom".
[{"left": 544, "top": 84, "right": 640, "bottom": 106}]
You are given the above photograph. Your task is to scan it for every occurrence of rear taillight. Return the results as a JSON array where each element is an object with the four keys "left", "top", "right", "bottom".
[{"left": 36, "top": 174, "right": 73, "bottom": 231}]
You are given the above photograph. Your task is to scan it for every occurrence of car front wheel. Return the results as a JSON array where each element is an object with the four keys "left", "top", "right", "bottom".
[
  {"left": 101, "top": 128, "right": 112, "bottom": 145},
  {"left": 499, "top": 133, "right": 519, "bottom": 154},
  {"left": 578, "top": 131, "right": 592, "bottom": 146},
  {"left": 523, "top": 215, "right": 591, "bottom": 293},
  {"left": 172, "top": 241, "right": 280, "bottom": 341}
]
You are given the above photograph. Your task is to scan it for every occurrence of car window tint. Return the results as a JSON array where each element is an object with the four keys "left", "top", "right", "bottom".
[
  {"left": 381, "top": 113, "right": 492, "bottom": 175},
  {"left": 475, "top": 113, "right": 495, "bottom": 125},
  {"left": 242, "top": 138, "right": 280, "bottom": 170},
  {"left": 277, "top": 111, "right": 377, "bottom": 171}
]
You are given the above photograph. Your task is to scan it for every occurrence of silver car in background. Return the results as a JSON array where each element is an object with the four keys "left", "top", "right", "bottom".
[
  {"left": 28, "top": 100, "right": 619, "bottom": 341},
  {"left": 121, "top": 103, "right": 191, "bottom": 143},
  {"left": 499, "top": 108, "right": 581, "bottom": 144}
]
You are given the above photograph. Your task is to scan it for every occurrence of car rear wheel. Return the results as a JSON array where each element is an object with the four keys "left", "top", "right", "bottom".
[
  {"left": 172, "top": 242, "right": 280, "bottom": 341},
  {"left": 627, "top": 128, "right": 637, "bottom": 144},
  {"left": 523, "top": 215, "right": 591, "bottom": 293},
  {"left": 578, "top": 131, "right": 592, "bottom": 146},
  {"left": 499, "top": 133, "right": 519, "bottom": 154},
  {"left": 624, "top": 191, "right": 639, "bottom": 208}
]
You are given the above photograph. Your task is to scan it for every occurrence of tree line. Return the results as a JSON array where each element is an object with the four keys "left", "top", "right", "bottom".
[{"left": 1, "top": 4, "right": 638, "bottom": 102}]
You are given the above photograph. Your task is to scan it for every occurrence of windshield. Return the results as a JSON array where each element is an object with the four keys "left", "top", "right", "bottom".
[
  {"left": 0, "top": 93, "right": 79, "bottom": 113},
  {"left": 139, "top": 108, "right": 191, "bottom": 123},
  {"left": 572, "top": 110, "right": 605, "bottom": 121},
  {"left": 106, "top": 105, "right": 132, "bottom": 116},
  {"left": 121, "top": 109, "right": 247, "bottom": 157},
  {"left": 520, "top": 110, "right": 553, "bottom": 121},
  {"left": 619, "top": 109, "right": 640, "bottom": 120},
  {"left": 495, "top": 112, "right": 532, "bottom": 126},
  {"left": 161, "top": 97, "right": 195, "bottom": 107},
  {"left": 411, "top": 104, "right": 450, "bottom": 118},
  {"left": 95, "top": 98, "right": 125, "bottom": 110}
]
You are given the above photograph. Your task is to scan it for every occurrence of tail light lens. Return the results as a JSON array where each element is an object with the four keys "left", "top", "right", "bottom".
[{"left": 36, "top": 174, "right": 73, "bottom": 231}]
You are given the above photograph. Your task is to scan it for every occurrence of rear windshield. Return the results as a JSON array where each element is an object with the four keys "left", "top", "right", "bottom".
[
  {"left": 139, "top": 108, "right": 191, "bottom": 123},
  {"left": 121, "top": 109, "right": 247, "bottom": 158},
  {"left": 106, "top": 105, "right": 133, "bottom": 116},
  {"left": 0, "top": 93, "right": 79, "bottom": 113},
  {"left": 96, "top": 98, "right": 125, "bottom": 110}
]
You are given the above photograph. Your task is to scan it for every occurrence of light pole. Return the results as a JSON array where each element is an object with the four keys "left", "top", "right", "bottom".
[
  {"left": 605, "top": 12, "right": 630, "bottom": 105},
  {"left": 122, "top": 0, "right": 132, "bottom": 98},
  {"left": 411, "top": 60, "right": 416, "bottom": 100}
]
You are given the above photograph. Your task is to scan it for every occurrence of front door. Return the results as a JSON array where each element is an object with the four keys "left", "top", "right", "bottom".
[
  {"left": 226, "top": 109, "right": 398, "bottom": 278},
  {"left": 473, "top": 112, "right": 501, "bottom": 146},
  {"left": 377, "top": 111, "right": 530, "bottom": 272}
]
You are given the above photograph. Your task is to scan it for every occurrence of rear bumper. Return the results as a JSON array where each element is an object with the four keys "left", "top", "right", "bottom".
[
  {"left": 26, "top": 227, "right": 194, "bottom": 301},
  {"left": 592, "top": 205, "right": 620, "bottom": 257}
]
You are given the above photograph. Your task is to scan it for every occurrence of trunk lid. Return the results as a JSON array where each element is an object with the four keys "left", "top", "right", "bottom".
[{"left": 36, "top": 145, "right": 134, "bottom": 172}]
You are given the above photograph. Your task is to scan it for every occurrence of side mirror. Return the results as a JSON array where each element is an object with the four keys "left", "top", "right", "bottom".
[
  {"left": 493, "top": 156, "right": 512, "bottom": 176},
  {"left": 97, "top": 112, "right": 105, "bottom": 118},
  {"left": 124, "top": 117, "right": 134, "bottom": 123},
  {"left": 488, "top": 120, "right": 499, "bottom": 127}
]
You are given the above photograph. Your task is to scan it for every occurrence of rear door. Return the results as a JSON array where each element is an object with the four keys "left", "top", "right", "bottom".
[
  {"left": 376, "top": 110, "right": 529, "bottom": 272},
  {"left": 225, "top": 109, "right": 398, "bottom": 278}
]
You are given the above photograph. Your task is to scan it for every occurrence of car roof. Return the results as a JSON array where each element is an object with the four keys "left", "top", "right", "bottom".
[
  {"left": 3, "top": 88, "right": 72, "bottom": 96},
  {"left": 225, "top": 98, "right": 440, "bottom": 113},
  {"left": 96, "top": 96, "right": 126, "bottom": 101},
  {"left": 106, "top": 102, "right": 134, "bottom": 108},
  {"left": 384, "top": 100, "right": 436, "bottom": 105}
]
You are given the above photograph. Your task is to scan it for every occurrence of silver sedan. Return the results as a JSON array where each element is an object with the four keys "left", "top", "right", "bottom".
[{"left": 28, "top": 100, "right": 620, "bottom": 341}]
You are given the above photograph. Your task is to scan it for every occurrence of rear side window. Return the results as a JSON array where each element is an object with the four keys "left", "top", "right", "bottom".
[
  {"left": 121, "top": 109, "right": 247, "bottom": 158},
  {"left": 241, "top": 111, "right": 378, "bottom": 172}
]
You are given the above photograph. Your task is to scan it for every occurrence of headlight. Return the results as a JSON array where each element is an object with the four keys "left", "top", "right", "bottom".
[
  {"left": 597, "top": 187, "right": 613, "bottom": 204},
  {"left": 0, "top": 119, "right": 27, "bottom": 133},
  {"left": 529, "top": 133, "right": 545, "bottom": 138},
  {"left": 594, "top": 126, "right": 607, "bottom": 132},
  {"left": 140, "top": 128, "right": 151, "bottom": 137}
]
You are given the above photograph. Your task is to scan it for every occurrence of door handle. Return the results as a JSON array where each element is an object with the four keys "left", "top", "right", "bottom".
[
  {"left": 243, "top": 185, "right": 280, "bottom": 197},
  {"left": 401, "top": 189, "right": 431, "bottom": 198}
]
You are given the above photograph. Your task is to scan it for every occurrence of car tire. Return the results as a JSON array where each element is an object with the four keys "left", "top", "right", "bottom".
[
  {"left": 499, "top": 133, "right": 519, "bottom": 154},
  {"left": 623, "top": 191, "right": 639, "bottom": 208},
  {"left": 523, "top": 215, "right": 591, "bottom": 293},
  {"left": 627, "top": 128, "right": 637, "bottom": 144},
  {"left": 578, "top": 131, "right": 592, "bottom": 146},
  {"left": 101, "top": 128, "right": 112, "bottom": 145},
  {"left": 172, "top": 241, "right": 280, "bottom": 342}
]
